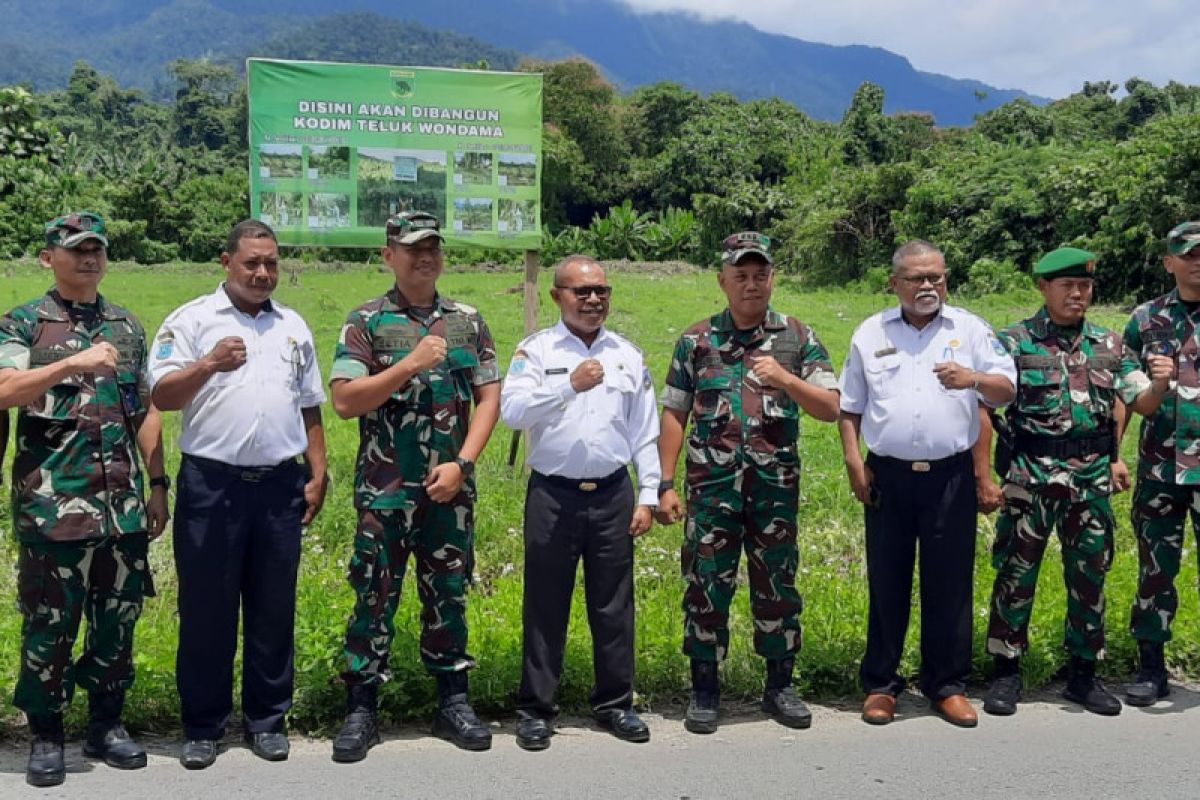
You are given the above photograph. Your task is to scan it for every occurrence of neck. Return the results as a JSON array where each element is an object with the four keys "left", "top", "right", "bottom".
[
  {"left": 223, "top": 284, "right": 264, "bottom": 316},
  {"left": 55, "top": 284, "right": 98, "bottom": 304},
  {"left": 729, "top": 307, "right": 767, "bottom": 330},
  {"left": 1177, "top": 285, "right": 1200, "bottom": 303},
  {"left": 564, "top": 320, "right": 601, "bottom": 347},
  {"left": 900, "top": 307, "right": 937, "bottom": 330},
  {"left": 1046, "top": 309, "right": 1084, "bottom": 327},
  {"left": 396, "top": 280, "right": 436, "bottom": 307}
]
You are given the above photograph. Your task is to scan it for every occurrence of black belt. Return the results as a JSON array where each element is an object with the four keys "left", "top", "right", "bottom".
[
  {"left": 184, "top": 453, "right": 301, "bottom": 483},
  {"left": 1013, "top": 432, "right": 1115, "bottom": 460},
  {"left": 533, "top": 468, "right": 626, "bottom": 492},
  {"left": 867, "top": 450, "right": 972, "bottom": 473}
]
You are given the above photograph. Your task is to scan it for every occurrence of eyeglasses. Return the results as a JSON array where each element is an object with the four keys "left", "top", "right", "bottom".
[
  {"left": 555, "top": 284, "right": 612, "bottom": 299},
  {"left": 896, "top": 273, "right": 946, "bottom": 287}
]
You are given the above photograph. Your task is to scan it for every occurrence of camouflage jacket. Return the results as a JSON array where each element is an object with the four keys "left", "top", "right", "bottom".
[
  {"left": 999, "top": 307, "right": 1148, "bottom": 502},
  {"left": 0, "top": 290, "right": 150, "bottom": 543},
  {"left": 1124, "top": 289, "right": 1200, "bottom": 485},
  {"left": 661, "top": 307, "right": 837, "bottom": 478},
  {"left": 331, "top": 287, "right": 500, "bottom": 509}
]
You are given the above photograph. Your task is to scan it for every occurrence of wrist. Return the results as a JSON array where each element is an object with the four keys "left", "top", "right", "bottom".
[
  {"left": 454, "top": 456, "right": 475, "bottom": 480},
  {"left": 971, "top": 370, "right": 981, "bottom": 391},
  {"left": 657, "top": 478, "right": 676, "bottom": 497}
]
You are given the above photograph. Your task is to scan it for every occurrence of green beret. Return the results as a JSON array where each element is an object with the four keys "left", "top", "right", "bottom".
[{"left": 1034, "top": 246, "right": 1097, "bottom": 279}]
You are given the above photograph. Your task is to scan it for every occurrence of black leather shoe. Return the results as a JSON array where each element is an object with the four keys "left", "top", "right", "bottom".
[
  {"left": 594, "top": 709, "right": 650, "bottom": 743},
  {"left": 515, "top": 717, "right": 552, "bottom": 751},
  {"left": 245, "top": 731, "right": 290, "bottom": 761},
  {"left": 432, "top": 696, "right": 493, "bottom": 751},
  {"left": 180, "top": 739, "right": 218, "bottom": 770},
  {"left": 983, "top": 674, "right": 1023, "bottom": 716},
  {"left": 84, "top": 722, "right": 147, "bottom": 769}
]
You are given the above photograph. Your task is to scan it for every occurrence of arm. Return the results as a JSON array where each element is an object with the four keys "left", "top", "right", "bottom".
[
  {"left": 839, "top": 410, "right": 873, "bottom": 505},
  {"left": 654, "top": 407, "right": 688, "bottom": 524},
  {"left": 135, "top": 404, "right": 170, "bottom": 539},
  {"left": 627, "top": 365, "right": 662, "bottom": 537},
  {"left": 499, "top": 342, "right": 577, "bottom": 429},
  {"left": 1111, "top": 399, "right": 1131, "bottom": 494},
  {"left": 301, "top": 405, "right": 329, "bottom": 524},
  {"left": 331, "top": 335, "right": 445, "bottom": 419},
  {"left": 1129, "top": 354, "right": 1174, "bottom": 417},
  {"left": 974, "top": 406, "right": 1003, "bottom": 513},
  {"left": 151, "top": 337, "right": 246, "bottom": 411},
  {"left": 778, "top": 373, "right": 840, "bottom": 422},
  {"left": 423, "top": 381, "right": 501, "bottom": 503},
  {"left": 0, "top": 343, "right": 119, "bottom": 409}
]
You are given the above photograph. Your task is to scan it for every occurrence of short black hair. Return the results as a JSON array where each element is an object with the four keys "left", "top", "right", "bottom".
[{"left": 225, "top": 219, "right": 277, "bottom": 256}]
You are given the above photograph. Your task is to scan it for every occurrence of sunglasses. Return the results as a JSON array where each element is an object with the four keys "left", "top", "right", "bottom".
[{"left": 555, "top": 284, "right": 612, "bottom": 299}]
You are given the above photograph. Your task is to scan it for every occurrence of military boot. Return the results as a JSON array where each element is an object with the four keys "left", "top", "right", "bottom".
[
  {"left": 761, "top": 657, "right": 812, "bottom": 729},
  {"left": 332, "top": 684, "right": 380, "bottom": 763},
  {"left": 26, "top": 713, "right": 65, "bottom": 788},
  {"left": 83, "top": 690, "right": 147, "bottom": 769},
  {"left": 983, "top": 656, "right": 1022, "bottom": 716},
  {"left": 1125, "top": 640, "right": 1169, "bottom": 707},
  {"left": 685, "top": 659, "right": 720, "bottom": 734},
  {"left": 1062, "top": 656, "right": 1121, "bottom": 716},
  {"left": 431, "top": 671, "right": 492, "bottom": 751}
]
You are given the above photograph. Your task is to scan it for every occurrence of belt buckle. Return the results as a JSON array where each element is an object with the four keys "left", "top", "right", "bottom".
[
  {"left": 911, "top": 461, "right": 931, "bottom": 473},
  {"left": 240, "top": 469, "right": 268, "bottom": 482},
  {"left": 578, "top": 481, "right": 598, "bottom": 492}
]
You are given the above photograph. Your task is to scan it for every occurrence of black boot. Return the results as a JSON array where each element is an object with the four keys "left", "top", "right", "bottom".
[
  {"left": 83, "top": 690, "right": 147, "bottom": 769},
  {"left": 685, "top": 660, "right": 720, "bottom": 734},
  {"left": 1126, "top": 641, "right": 1169, "bottom": 707},
  {"left": 983, "top": 656, "right": 1023, "bottom": 716},
  {"left": 26, "top": 713, "right": 65, "bottom": 788},
  {"left": 1063, "top": 656, "right": 1121, "bottom": 716},
  {"left": 431, "top": 671, "right": 491, "bottom": 751},
  {"left": 332, "top": 684, "right": 380, "bottom": 763},
  {"left": 761, "top": 658, "right": 812, "bottom": 729}
]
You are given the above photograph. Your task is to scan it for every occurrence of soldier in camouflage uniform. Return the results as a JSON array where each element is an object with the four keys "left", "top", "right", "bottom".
[
  {"left": 0, "top": 213, "right": 169, "bottom": 787},
  {"left": 1122, "top": 220, "right": 1200, "bottom": 707},
  {"left": 330, "top": 211, "right": 501, "bottom": 762},
  {"left": 980, "top": 247, "right": 1171, "bottom": 718},
  {"left": 656, "top": 232, "right": 840, "bottom": 734}
]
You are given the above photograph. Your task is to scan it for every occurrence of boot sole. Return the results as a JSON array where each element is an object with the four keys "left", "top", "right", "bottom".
[
  {"left": 331, "top": 733, "right": 380, "bottom": 763},
  {"left": 432, "top": 722, "right": 492, "bottom": 751},
  {"left": 762, "top": 699, "right": 812, "bottom": 729},
  {"left": 684, "top": 717, "right": 718, "bottom": 734},
  {"left": 26, "top": 771, "right": 65, "bottom": 788},
  {"left": 982, "top": 701, "right": 1018, "bottom": 716},
  {"left": 83, "top": 744, "right": 147, "bottom": 769},
  {"left": 1124, "top": 685, "right": 1170, "bottom": 707},
  {"left": 1062, "top": 689, "right": 1122, "bottom": 716}
]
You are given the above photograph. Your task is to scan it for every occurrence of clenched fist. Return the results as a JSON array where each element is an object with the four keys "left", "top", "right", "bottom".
[
  {"left": 69, "top": 342, "right": 119, "bottom": 374},
  {"left": 404, "top": 335, "right": 447, "bottom": 373},
  {"left": 571, "top": 359, "right": 604, "bottom": 392},
  {"left": 205, "top": 337, "right": 247, "bottom": 373}
]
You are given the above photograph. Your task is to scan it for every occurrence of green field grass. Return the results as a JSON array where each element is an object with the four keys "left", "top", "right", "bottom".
[{"left": 1, "top": 261, "right": 1196, "bottom": 735}]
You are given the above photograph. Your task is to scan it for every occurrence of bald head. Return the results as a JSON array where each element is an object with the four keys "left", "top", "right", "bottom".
[{"left": 553, "top": 254, "right": 606, "bottom": 286}]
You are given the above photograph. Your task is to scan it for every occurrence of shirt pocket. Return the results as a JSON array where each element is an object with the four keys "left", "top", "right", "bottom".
[
  {"left": 1086, "top": 354, "right": 1119, "bottom": 413},
  {"left": 24, "top": 379, "right": 82, "bottom": 422},
  {"left": 865, "top": 355, "right": 903, "bottom": 399},
  {"left": 1017, "top": 355, "right": 1064, "bottom": 414}
]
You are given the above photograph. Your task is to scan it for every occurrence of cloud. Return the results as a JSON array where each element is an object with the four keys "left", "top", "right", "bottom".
[{"left": 619, "top": 0, "right": 1200, "bottom": 98}]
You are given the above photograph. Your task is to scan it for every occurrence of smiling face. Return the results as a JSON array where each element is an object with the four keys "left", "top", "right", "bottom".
[
  {"left": 718, "top": 256, "right": 774, "bottom": 327},
  {"left": 384, "top": 237, "right": 444, "bottom": 295},
  {"left": 1039, "top": 276, "right": 1094, "bottom": 326},
  {"left": 222, "top": 234, "right": 279, "bottom": 313},
  {"left": 1165, "top": 249, "right": 1200, "bottom": 302},
  {"left": 551, "top": 258, "right": 610, "bottom": 340},
  {"left": 890, "top": 250, "right": 948, "bottom": 323},
  {"left": 40, "top": 240, "right": 108, "bottom": 302}
]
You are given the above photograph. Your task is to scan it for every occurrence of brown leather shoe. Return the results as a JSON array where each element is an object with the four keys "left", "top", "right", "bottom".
[
  {"left": 934, "top": 694, "right": 978, "bottom": 728},
  {"left": 861, "top": 693, "right": 896, "bottom": 725}
]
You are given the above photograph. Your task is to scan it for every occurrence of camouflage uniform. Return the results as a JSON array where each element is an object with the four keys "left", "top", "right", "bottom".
[
  {"left": 662, "top": 307, "right": 838, "bottom": 662},
  {"left": 332, "top": 287, "right": 499, "bottom": 681},
  {"left": 0, "top": 290, "right": 155, "bottom": 715},
  {"left": 1124, "top": 289, "right": 1200, "bottom": 643},
  {"left": 987, "top": 307, "right": 1149, "bottom": 661}
]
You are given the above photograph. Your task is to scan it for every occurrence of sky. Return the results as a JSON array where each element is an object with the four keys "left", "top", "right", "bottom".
[{"left": 621, "top": 0, "right": 1200, "bottom": 99}]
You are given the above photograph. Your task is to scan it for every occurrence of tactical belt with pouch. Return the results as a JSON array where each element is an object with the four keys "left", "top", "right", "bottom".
[{"left": 1012, "top": 428, "right": 1116, "bottom": 461}]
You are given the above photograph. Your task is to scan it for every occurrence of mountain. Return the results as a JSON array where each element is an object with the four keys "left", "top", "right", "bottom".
[{"left": 0, "top": 0, "right": 1044, "bottom": 124}]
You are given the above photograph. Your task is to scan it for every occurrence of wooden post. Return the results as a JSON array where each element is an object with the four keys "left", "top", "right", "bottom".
[{"left": 508, "top": 249, "right": 540, "bottom": 467}]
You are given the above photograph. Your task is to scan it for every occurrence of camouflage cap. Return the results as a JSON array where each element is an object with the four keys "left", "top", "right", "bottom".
[
  {"left": 386, "top": 210, "right": 444, "bottom": 245},
  {"left": 721, "top": 231, "right": 773, "bottom": 266},
  {"left": 1167, "top": 221, "right": 1200, "bottom": 256},
  {"left": 45, "top": 211, "right": 108, "bottom": 249},
  {"left": 1034, "top": 246, "right": 1096, "bottom": 279}
]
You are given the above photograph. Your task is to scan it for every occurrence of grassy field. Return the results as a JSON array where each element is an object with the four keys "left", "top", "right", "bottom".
[{"left": 1, "top": 261, "right": 1197, "bottom": 735}]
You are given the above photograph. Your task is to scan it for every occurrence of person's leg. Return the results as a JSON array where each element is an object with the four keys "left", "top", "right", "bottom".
[
  {"left": 985, "top": 486, "right": 1054, "bottom": 660},
  {"left": 681, "top": 490, "right": 745, "bottom": 665},
  {"left": 1059, "top": 496, "right": 1114, "bottom": 661},
  {"left": 582, "top": 475, "right": 636, "bottom": 714},
  {"left": 13, "top": 543, "right": 89, "bottom": 717},
  {"left": 1129, "top": 478, "right": 1189, "bottom": 644}
]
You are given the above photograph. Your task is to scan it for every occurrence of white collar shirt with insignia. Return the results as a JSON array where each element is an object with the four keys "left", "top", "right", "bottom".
[
  {"left": 148, "top": 284, "right": 326, "bottom": 467},
  {"left": 839, "top": 304, "right": 1016, "bottom": 460},
  {"left": 500, "top": 320, "right": 661, "bottom": 505}
]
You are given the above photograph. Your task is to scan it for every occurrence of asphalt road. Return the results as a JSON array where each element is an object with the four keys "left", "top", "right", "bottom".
[{"left": 3, "top": 688, "right": 1200, "bottom": 799}]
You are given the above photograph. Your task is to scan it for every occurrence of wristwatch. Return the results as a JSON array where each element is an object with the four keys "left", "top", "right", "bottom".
[
  {"left": 657, "top": 478, "right": 676, "bottom": 497},
  {"left": 454, "top": 456, "right": 475, "bottom": 479},
  {"left": 149, "top": 475, "right": 171, "bottom": 491}
]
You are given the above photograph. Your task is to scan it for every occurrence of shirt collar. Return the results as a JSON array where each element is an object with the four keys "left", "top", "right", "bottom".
[
  {"left": 38, "top": 288, "right": 121, "bottom": 322},
  {"left": 385, "top": 285, "right": 456, "bottom": 314},
  {"left": 712, "top": 307, "right": 786, "bottom": 333},
  {"left": 1029, "top": 306, "right": 1105, "bottom": 342},
  {"left": 883, "top": 304, "right": 954, "bottom": 329},
  {"left": 554, "top": 318, "right": 610, "bottom": 349},
  {"left": 214, "top": 283, "right": 278, "bottom": 317}
]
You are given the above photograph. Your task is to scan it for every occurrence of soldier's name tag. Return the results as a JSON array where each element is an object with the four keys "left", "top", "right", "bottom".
[
  {"left": 874, "top": 347, "right": 897, "bottom": 358},
  {"left": 1018, "top": 355, "right": 1058, "bottom": 369},
  {"left": 544, "top": 367, "right": 568, "bottom": 375}
]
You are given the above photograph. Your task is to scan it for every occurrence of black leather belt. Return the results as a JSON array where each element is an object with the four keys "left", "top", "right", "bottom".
[
  {"left": 1014, "top": 432, "right": 1115, "bottom": 460},
  {"left": 867, "top": 450, "right": 972, "bottom": 473},
  {"left": 533, "top": 468, "right": 626, "bottom": 492},
  {"left": 184, "top": 453, "right": 301, "bottom": 483}
]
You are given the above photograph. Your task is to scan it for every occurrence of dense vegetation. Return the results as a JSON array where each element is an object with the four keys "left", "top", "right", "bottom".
[{"left": 2, "top": 60, "right": 1199, "bottom": 303}]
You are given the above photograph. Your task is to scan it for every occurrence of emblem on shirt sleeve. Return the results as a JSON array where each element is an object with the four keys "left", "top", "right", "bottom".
[
  {"left": 155, "top": 333, "right": 174, "bottom": 360},
  {"left": 643, "top": 366, "right": 653, "bottom": 391},
  {"left": 509, "top": 348, "right": 528, "bottom": 375},
  {"left": 990, "top": 336, "right": 1006, "bottom": 356}
]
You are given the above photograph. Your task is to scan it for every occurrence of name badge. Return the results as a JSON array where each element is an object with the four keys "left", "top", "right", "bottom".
[
  {"left": 874, "top": 347, "right": 898, "bottom": 358},
  {"left": 545, "top": 367, "right": 568, "bottom": 375}
]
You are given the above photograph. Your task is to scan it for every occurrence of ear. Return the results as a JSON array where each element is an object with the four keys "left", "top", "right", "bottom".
[
  {"left": 220, "top": 251, "right": 232, "bottom": 270},
  {"left": 38, "top": 248, "right": 53, "bottom": 270}
]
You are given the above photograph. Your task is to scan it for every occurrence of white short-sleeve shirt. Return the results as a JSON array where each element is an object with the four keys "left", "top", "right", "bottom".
[
  {"left": 148, "top": 285, "right": 326, "bottom": 467},
  {"left": 839, "top": 304, "right": 1016, "bottom": 460}
]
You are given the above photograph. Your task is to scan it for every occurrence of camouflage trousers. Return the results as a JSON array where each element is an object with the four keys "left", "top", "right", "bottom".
[
  {"left": 986, "top": 483, "right": 1113, "bottom": 661},
  {"left": 341, "top": 494, "right": 476, "bottom": 683},
  {"left": 681, "top": 464, "right": 802, "bottom": 663},
  {"left": 12, "top": 533, "right": 154, "bottom": 715},
  {"left": 1130, "top": 477, "right": 1200, "bottom": 643}
]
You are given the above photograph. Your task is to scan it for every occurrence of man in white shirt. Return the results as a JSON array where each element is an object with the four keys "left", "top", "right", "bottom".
[
  {"left": 148, "top": 220, "right": 329, "bottom": 768},
  {"left": 500, "top": 255, "right": 660, "bottom": 751},
  {"left": 839, "top": 239, "right": 1015, "bottom": 727}
]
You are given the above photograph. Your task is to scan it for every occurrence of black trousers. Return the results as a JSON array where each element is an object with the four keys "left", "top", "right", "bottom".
[
  {"left": 174, "top": 454, "right": 306, "bottom": 739},
  {"left": 517, "top": 470, "right": 635, "bottom": 718},
  {"left": 860, "top": 451, "right": 977, "bottom": 700}
]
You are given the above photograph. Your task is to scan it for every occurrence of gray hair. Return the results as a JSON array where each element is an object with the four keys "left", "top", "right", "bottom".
[
  {"left": 892, "top": 240, "right": 942, "bottom": 272},
  {"left": 553, "top": 254, "right": 603, "bottom": 284}
]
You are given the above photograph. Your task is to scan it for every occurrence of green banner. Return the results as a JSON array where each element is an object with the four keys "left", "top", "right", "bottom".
[{"left": 247, "top": 58, "right": 543, "bottom": 250}]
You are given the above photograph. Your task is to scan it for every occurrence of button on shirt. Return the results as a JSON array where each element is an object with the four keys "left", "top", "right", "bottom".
[
  {"left": 148, "top": 285, "right": 326, "bottom": 467},
  {"left": 500, "top": 321, "right": 661, "bottom": 506},
  {"left": 840, "top": 304, "right": 1016, "bottom": 460}
]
